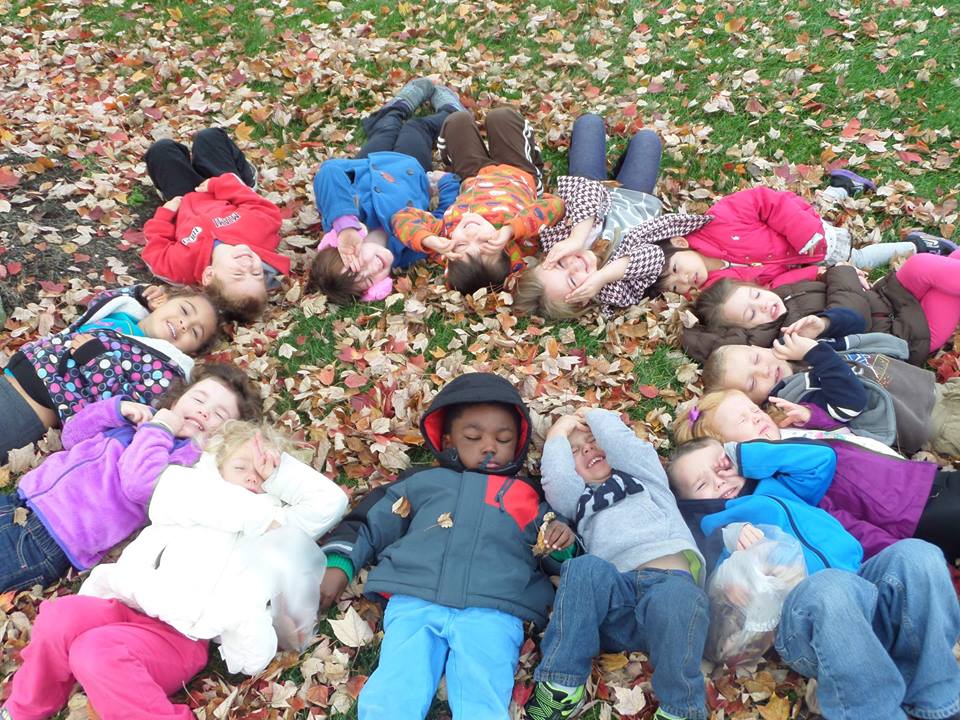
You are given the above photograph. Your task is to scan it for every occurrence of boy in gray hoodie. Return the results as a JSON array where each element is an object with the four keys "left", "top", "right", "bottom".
[{"left": 524, "top": 409, "right": 708, "bottom": 720}]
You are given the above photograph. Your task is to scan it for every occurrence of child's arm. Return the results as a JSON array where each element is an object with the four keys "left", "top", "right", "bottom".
[
  {"left": 313, "top": 159, "right": 365, "bottom": 232},
  {"left": 348, "top": 479, "right": 415, "bottom": 572},
  {"left": 781, "top": 308, "right": 867, "bottom": 341},
  {"left": 540, "top": 415, "right": 590, "bottom": 518},
  {"left": 822, "top": 264, "right": 873, "bottom": 323},
  {"left": 768, "top": 266, "right": 821, "bottom": 287},
  {"left": 772, "top": 334, "right": 868, "bottom": 423},
  {"left": 217, "top": 613, "right": 278, "bottom": 676},
  {"left": 431, "top": 172, "right": 462, "bottom": 220},
  {"left": 582, "top": 409, "right": 665, "bottom": 485},
  {"left": 733, "top": 439, "right": 838, "bottom": 505},
  {"left": 740, "top": 187, "right": 826, "bottom": 255},
  {"left": 391, "top": 208, "right": 446, "bottom": 254},
  {"left": 205, "top": 173, "right": 281, "bottom": 223},
  {"left": 59, "top": 396, "right": 130, "bottom": 449},
  {"left": 507, "top": 193, "right": 565, "bottom": 242},
  {"left": 116, "top": 413, "right": 201, "bottom": 507},
  {"left": 262, "top": 453, "right": 350, "bottom": 540},
  {"left": 142, "top": 202, "right": 195, "bottom": 282},
  {"left": 593, "top": 235, "right": 666, "bottom": 309}
]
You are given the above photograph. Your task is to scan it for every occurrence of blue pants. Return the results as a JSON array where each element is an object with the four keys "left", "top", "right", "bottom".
[
  {"left": 568, "top": 113, "right": 662, "bottom": 194},
  {"left": 776, "top": 539, "right": 960, "bottom": 720},
  {"left": 0, "top": 494, "right": 70, "bottom": 592},
  {"left": 534, "top": 555, "right": 709, "bottom": 720},
  {"left": 359, "top": 595, "right": 524, "bottom": 720}
]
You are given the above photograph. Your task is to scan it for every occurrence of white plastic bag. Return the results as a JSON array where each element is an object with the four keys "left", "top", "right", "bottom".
[{"left": 705, "top": 523, "right": 807, "bottom": 666}]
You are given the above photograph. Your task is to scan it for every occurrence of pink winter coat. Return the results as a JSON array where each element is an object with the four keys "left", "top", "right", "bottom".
[{"left": 687, "top": 187, "right": 828, "bottom": 289}]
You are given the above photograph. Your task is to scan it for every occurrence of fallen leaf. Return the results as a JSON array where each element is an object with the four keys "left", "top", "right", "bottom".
[
  {"left": 437, "top": 512, "right": 454, "bottom": 528},
  {"left": 612, "top": 684, "right": 647, "bottom": 715},
  {"left": 13, "top": 507, "right": 28, "bottom": 526},
  {"left": 391, "top": 496, "right": 411, "bottom": 518},
  {"left": 328, "top": 606, "right": 374, "bottom": 648},
  {"left": 532, "top": 511, "right": 557, "bottom": 556}
]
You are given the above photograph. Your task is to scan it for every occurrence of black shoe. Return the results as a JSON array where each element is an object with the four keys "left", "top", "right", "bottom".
[{"left": 906, "top": 231, "right": 957, "bottom": 255}]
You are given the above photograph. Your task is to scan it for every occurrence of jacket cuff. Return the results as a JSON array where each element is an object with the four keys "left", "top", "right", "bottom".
[
  {"left": 326, "top": 553, "right": 355, "bottom": 581},
  {"left": 332, "top": 215, "right": 363, "bottom": 234},
  {"left": 72, "top": 338, "right": 110, "bottom": 366}
]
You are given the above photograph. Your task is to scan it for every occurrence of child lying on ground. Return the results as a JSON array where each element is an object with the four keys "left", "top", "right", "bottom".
[
  {"left": 702, "top": 330, "right": 960, "bottom": 455},
  {"left": 0, "top": 284, "right": 220, "bottom": 464},
  {"left": 668, "top": 435, "right": 958, "bottom": 562},
  {"left": 524, "top": 409, "right": 708, "bottom": 720},
  {"left": 143, "top": 128, "right": 286, "bottom": 321},
  {"left": 0, "top": 363, "right": 260, "bottom": 592},
  {"left": 316, "top": 373, "right": 573, "bottom": 720},
  {"left": 392, "top": 108, "right": 564, "bottom": 294},
  {"left": 309, "top": 78, "right": 463, "bottom": 304},
  {"left": 1, "top": 420, "right": 348, "bottom": 720}
]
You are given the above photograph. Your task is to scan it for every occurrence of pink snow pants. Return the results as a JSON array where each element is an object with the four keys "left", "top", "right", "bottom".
[{"left": 895, "top": 248, "right": 960, "bottom": 352}]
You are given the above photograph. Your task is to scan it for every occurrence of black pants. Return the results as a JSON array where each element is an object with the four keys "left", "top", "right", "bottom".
[
  {"left": 914, "top": 470, "right": 960, "bottom": 561},
  {"left": 144, "top": 127, "right": 255, "bottom": 201},
  {"left": 357, "top": 104, "right": 452, "bottom": 172}
]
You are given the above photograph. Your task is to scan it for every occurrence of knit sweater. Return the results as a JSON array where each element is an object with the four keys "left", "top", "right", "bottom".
[
  {"left": 391, "top": 164, "right": 563, "bottom": 270},
  {"left": 540, "top": 409, "right": 704, "bottom": 578}
]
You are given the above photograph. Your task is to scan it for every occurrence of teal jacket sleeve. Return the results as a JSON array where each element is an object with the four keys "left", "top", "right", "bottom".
[{"left": 736, "top": 440, "right": 837, "bottom": 505}]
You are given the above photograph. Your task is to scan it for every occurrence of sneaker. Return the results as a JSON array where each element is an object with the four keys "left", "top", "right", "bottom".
[
  {"left": 653, "top": 709, "right": 688, "bottom": 720},
  {"left": 432, "top": 85, "right": 466, "bottom": 113},
  {"left": 828, "top": 169, "right": 876, "bottom": 197},
  {"left": 524, "top": 682, "right": 585, "bottom": 720},
  {"left": 387, "top": 77, "right": 436, "bottom": 114},
  {"left": 906, "top": 231, "right": 958, "bottom": 256}
]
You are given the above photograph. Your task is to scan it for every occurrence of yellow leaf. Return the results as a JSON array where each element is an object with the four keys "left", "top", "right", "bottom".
[
  {"left": 437, "top": 512, "right": 454, "bottom": 528},
  {"left": 0, "top": 466, "right": 10, "bottom": 489},
  {"left": 759, "top": 694, "right": 791, "bottom": 720},
  {"left": 13, "top": 507, "right": 28, "bottom": 526},
  {"left": 598, "top": 652, "right": 629, "bottom": 672},
  {"left": 167, "top": 7, "right": 183, "bottom": 21},
  {"left": 391, "top": 496, "right": 411, "bottom": 518},
  {"left": 235, "top": 122, "right": 254, "bottom": 141},
  {"left": 532, "top": 511, "right": 557, "bottom": 556}
]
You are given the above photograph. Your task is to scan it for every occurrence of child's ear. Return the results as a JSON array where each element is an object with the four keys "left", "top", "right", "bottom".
[
  {"left": 440, "top": 433, "right": 452, "bottom": 449},
  {"left": 200, "top": 266, "right": 215, "bottom": 286},
  {"left": 669, "top": 235, "right": 690, "bottom": 249}
]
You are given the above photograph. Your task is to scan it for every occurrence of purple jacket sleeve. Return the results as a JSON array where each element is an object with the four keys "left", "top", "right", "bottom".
[
  {"left": 60, "top": 396, "right": 128, "bottom": 450},
  {"left": 798, "top": 403, "right": 844, "bottom": 431},
  {"left": 117, "top": 423, "right": 201, "bottom": 506},
  {"left": 819, "top": 505, "right": 900, "bottom": 558}
]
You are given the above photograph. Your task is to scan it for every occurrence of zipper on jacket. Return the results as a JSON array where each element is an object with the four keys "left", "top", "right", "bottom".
[
  {"left": 29, "top": 443, "right": 110, "bottom": 501},
  {"left": 765, "top": 495, "right": 831, "bottom": 569},
  {"left": 494, "top": 477, "right": 515, "bottom": 512}
]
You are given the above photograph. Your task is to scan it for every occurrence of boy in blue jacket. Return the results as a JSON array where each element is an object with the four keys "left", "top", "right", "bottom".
[
  {"left": 669, "top": 441, "right": 960, "bottom": 720},
  {"left": 317, "top": 373, "right": 573, "bottom": 720}
]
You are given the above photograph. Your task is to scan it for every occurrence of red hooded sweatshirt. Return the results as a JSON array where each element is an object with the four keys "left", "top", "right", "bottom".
[{"left": 142, "top": 173, "right": 289, "bottom": 284}]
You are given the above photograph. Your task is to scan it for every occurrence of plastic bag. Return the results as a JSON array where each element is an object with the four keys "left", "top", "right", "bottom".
[
  {"left": 243, "top": 526, "right": 328, "bottom": 652},
  {"left": 705, "top": 523, "right": 807, "bottom": 666}
]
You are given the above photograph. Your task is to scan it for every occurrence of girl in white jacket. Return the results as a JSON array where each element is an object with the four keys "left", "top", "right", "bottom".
[{"left": 2, "top": 421, "right": 348, "bottom": 720}]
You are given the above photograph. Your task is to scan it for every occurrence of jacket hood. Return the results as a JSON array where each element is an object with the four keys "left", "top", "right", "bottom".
[{"left": 420, "top": 373, "right": 531, "bottom": 475}]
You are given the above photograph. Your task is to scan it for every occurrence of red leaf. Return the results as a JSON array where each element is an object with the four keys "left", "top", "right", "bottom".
[
  {"left": 897, "top": 151, "right": 923, "bottom": 163},
  {"left": 6, "top": 261, "right": 22, "bottom": 276},
  {"left": 637, "top": 384, "right": 659, "bottom": 399},
  {"left": 839, "top": 118, "right": 861, "bottom": 139},
  {"left": 122, "top": 228, "right": 146, "bottom": 246},
  {"left": 39, "top": 280, "right": 65, "bottom": 293},
  {"left": 0, "top": 167, "right": 20, "bottom": 189},
  {"left": 343, "top": 372, "right": 367, "bottom": 388}
]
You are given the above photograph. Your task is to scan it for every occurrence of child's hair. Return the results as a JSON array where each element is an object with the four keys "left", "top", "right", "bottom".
[
  {"left": 447, "top": 252, "right": 511, "bottom": 294},
  {"left": 673, "top": 389, "right": 746, "bottom": 444},
  {"left": 306, "top": 247, "right": 365, "bottom": 305},
  {"left": 511, "top": 264, "right": 588, "bottom": 320},
  {"left": 691, "top": 278, "right": 749, "bottom": 328},
  {"left": 157, "top": 362, "right": 263, "bottom": 420},
  {"left": 701, "top": 345, "right": 734, "bottom": 391},
  {"left": 641, "top": 239, "right": 685, "bottom": 299},
  {"left": 206, "top": 419, "right": 294, "bottom": 468},
  {"left": 441, "top": 401, "right": 520, "bottom": 436},
  {"left": 164, "top": 287, "right": 224, "bottom": 353},
  {"left": 665, "top": 437, "right": 721, "bottom": 488},
  {"left": 204, "top": 276, "right": 267, "bottom": 324}
]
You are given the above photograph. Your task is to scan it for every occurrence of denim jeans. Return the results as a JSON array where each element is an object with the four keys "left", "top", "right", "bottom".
[
  {"left": 568, "top": 114, "right": 663, "bottom": 194},
  {"left": 776, "top": 539, "right": 960, "bottom": 720},
  {"left": 0, "top": 494, "right": 70, "bottom": 592},
  {"left": 534, "top": 555, "right": 709, "bottom": 720},
  {"left": 358, "top": 104, "right": 452, "bottom": 173},
  {"left": 359, "top": 595, "right": 523, "bottom": 720}
]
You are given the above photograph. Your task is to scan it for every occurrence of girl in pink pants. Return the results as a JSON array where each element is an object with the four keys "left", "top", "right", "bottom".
[
  {"left": 895, "top": 247, "right": 960, "bottom": 352},
  {"left": 1, "top": 596, "right": 208, "bottom": 720}
]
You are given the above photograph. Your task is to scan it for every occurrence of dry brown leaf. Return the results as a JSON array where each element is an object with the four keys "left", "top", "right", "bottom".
[
  {"left": 391, "top": 496, "right": 411, "bottom": 518},
  {"left": 436, "top": 512, "right": 454, "bottom": 529},
  {"left": 532, "top": 511, "right": 557, "bottom": 556},
  {"left": 12, "top": 508, "right": 28, "bottom": 527},
  {"left": 597, "top": 652, "right": 629, "bottom": 672}
]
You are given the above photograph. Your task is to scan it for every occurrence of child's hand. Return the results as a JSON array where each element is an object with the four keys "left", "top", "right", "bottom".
[
  {"left": 547, "top": 413, "right": 589, "bottom": 440},
  {"left": 565, "top": 272, "right": 606, "bottom": 305},
  {"left": 151, "top": 408, "right": 185, "bottom": 435},
  {"left": 252, "top": 432, "right": 280, "bottom": 480},
  {"left": 481, "top": 225, "right": 512, "bottom": 255},
  {"left": 737, "top": 523, "right": 765, "bottom": 551},
  {"left": 772, "top": 333, "right": 817, "bottom": 362},
  {"left": 318, "top": 566, "right": 350, "bottom": 610},
  {"left": 163, "top": 196, "right": 182, "bottom": 212},
  {"left": 542, "top": 520, "right": 575, "bottom": 551},
  {"left": 767, "top": 397, "right": 812, "bottom": 427},
  {"left": 120, "top": 401, "right": 155, "bottom": 426},
  {"left": 142, "top": 284, "right": 169, "bottom": 311},
  {"left": 782, "top": 314, "right": 826, "bottom": 339},
  {"left": 69, "top": 333, "right": 97, "bottom": 353},
  {"left": 337, "top": 228, "right": 365, "bottom": 274},
  {"left": 542, "top": 236, "right": 585, "bottom": 270},
  {"left": 194, "top": 179, "right": 211, "bottom": 193},
  {"left": 834, "top": 261, "right": 871, "bottom": 289},
  {"left": 423, "top": 235, "right": 464, "bottom": 262}
]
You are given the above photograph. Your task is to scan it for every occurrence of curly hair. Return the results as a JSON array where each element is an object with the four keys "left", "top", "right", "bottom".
[
  {"left": 204, "top": 275, "right": 267, "bottom": 323},
  {"left": 205, "top": 419, "right": 294, "bottom": 470},
  {"left": 510, "top": 264, "right": 588, "bottom": 320},
  {"left": 446, "top": 252, "right": 511, "bottom": 294},
  {"left": 306, "top": 247, "right": 365, "bottom": 305},
  {"left": 156, "top": 362, "right": 263, "bottom": 421}
]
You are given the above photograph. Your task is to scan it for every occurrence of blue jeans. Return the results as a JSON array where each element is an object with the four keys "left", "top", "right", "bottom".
[
  {"left": 0, "top": 494, "right": 70, "bottom": 592},
  {"left": 776, "top": 539, "right": 960, "bottom": 720},
  {"left": 568, "top": 113, "right": 663, "bottom": 194},
  {"left": 359, "top": 595, "right": 523, "bottom": 720},
  {"left": 534, "top": 555, "right": 709, "bottom": 720}
]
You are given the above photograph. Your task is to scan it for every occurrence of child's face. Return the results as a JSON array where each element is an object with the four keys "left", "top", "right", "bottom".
[
  {"left": 538, "top": 251, "right": 599, "bottom": 301},
  {"left": 140, "top": 296, "right": 218, "bottom": 353},
  {"left": 220, "top": 437, "right": 273, "bottom": 494},
  {"left": 569, "top": 428, "right": 611, "bottom": 484},
  {"left": 170, "top": 378, "right": 241, "bottom": 440},
  {"left": 205, "top": 243, "right": 268, "bottom": 303},
  {"left": 450, "top": 213, "right": 498, "bottom": 256},
  {"left": 350, "top": 243, "right": 394, "bottom": 289},
  {"left": 716, "top": 346, "right": 795, "bottom": 403},
  {"left": 715, "top": 393, "right": 782, "bottom": 442},
  {"left": 670, "top": 440, "right": 746, "bottom": 500},
  {"left": 442, "top": 403, "right": 518, "bottom": 470},
  {"left": 721, "top": 286, "right": 787, "bottom": 328},
  {"left": 661, "top": 249, "right": 708, "bottom": 294}
]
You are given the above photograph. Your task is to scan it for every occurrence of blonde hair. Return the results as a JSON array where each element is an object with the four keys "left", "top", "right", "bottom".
[
  {"left": 673, "top": 389, "right": 751, "bottom": 444},
  {"left": 701, "top": 345, "right": 733, "bottom": 392},
  {"left": 206, "top": 420, "right": 294, "bottom": 469},
  {"left": 511, "top": 263, "right": 588, "bottom": 320}
]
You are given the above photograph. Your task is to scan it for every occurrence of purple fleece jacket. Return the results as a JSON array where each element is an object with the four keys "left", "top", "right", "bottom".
[{"left": 17, "top": 396, "right": 200, "bottom": 569}]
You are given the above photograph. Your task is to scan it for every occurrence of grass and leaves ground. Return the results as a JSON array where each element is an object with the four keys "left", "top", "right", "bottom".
[{"left": 1, "top": 0, "right": 959, "bottom": 717}]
